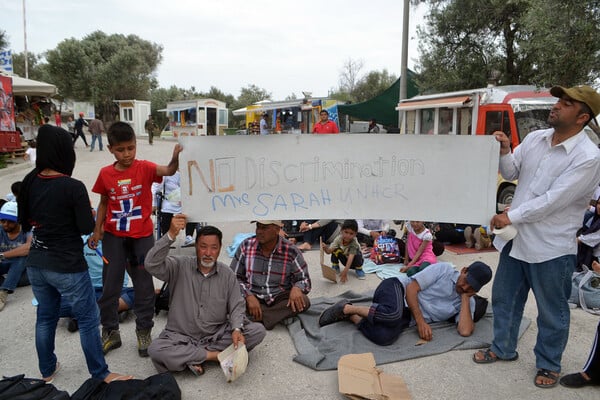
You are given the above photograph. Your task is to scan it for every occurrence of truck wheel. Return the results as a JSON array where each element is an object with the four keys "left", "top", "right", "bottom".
[{"left": 498, "top": 185, "right": 515, "bottom": 208}]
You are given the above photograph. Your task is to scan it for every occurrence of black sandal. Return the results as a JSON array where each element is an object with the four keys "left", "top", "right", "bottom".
[{"left": 534, "top": 369, "right": 559, "bottom": 388}]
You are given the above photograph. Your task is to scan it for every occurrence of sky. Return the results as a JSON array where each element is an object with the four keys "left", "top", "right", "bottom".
[{"left": 1, "top": 0, "right": 425, "bottom": 101}]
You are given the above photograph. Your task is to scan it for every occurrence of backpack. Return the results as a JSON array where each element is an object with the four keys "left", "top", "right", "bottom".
[
  {"left": 70, "top": 372, "right": 181, "bottom": 400},
  {"left": 154, "top": 281, "right": 170, "bottom": 315},
  {"left": 0, "top": 374, "right": 70, "bottom": 400},
  {"left": 370, "top": 235, "right": 401, "bottom": 264}
]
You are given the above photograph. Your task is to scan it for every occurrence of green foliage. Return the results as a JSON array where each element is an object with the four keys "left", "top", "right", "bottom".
[
  {"left": 332, "top": 65, "right": 397, "bottom": 103},
  {"left": 11, "top": 52, "right": 49, "bottom": 82},
  {"left": 352, "top": 69, "right": 397, "bottom": 103},
  {"left": 416, "top": 0, "right": 600, "bottom": 92},
  {"left": 44, "top": 31, "right": 162, "bottom": 120}
]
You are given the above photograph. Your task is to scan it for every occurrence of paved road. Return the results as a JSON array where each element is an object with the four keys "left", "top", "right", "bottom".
[{"left": 0, "top": 137, "right": 597, "bottom": 399}]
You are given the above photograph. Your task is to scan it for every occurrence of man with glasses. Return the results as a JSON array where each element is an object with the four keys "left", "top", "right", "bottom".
[{"left": 0, "top": 201, "right": 31, "bottom": 311}]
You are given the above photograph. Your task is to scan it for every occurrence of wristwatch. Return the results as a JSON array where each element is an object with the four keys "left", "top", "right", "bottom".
[
  {"left": 308, "top": 224, "right": 312, "bottom": 230},
  {"left": 0, "top": 253, "right": 4, "bottom": 261}
]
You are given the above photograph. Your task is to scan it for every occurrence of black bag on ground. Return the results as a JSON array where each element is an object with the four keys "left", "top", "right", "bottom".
[
  {"left": 154, "top": 281, "right": 169, "bottom": 315},
  {"left": 0, "top": 374, "right": 70, "bottom": 400},
  {"left": 71, "top": 372, "right": 181, "bottom": 400}
]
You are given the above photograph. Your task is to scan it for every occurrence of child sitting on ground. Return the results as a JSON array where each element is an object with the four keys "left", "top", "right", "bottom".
[
  {"left": 400, "top": 220, "right": 437, "bottom": 276},
  {"left": 321, "top": 219, "right": 366, "bottom": 282}
]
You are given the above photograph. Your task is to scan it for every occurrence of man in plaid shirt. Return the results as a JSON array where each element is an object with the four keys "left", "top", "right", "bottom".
[{"left": 230, "top": 220, "right": 311, "bottom": 330}]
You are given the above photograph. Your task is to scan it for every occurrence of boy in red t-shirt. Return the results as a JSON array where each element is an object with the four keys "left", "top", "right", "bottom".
[{"left": 89, "top": 122, "right": 182, "bottom": 357}]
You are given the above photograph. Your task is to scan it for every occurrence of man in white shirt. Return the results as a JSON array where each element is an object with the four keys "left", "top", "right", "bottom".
[
  {"left": 473, "top": 85, "right": 600, "bottom": 389},
  {"left": 259, "top": 113, "right": 269, "bottom": 135}
]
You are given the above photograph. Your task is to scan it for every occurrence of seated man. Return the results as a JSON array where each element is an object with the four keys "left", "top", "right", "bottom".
[
  {"left": 296, "top": 219, "right": 340, "bottom": 251},
  {"left": 145, "top": 215, "right": 266, "bottom": 375},
  {"left": 319, "top": 261, "right": 492, "bottom": 345},
  {"left": 0, "top": 201, "right": 31, "bottom": 311},
  {"left": 356, "top": 219, "right": 392, "bottom": 247},
  {"left": 231, "top": 220, "right": 311, "bottom": 330}
]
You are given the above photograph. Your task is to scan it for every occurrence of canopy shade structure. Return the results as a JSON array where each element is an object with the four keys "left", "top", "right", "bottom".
[
  {"left": 9, "top": 75, "right": 58, "bottom": 97},
  {"left": 337, "top": 69, "right": 419, "bottom": 128}
]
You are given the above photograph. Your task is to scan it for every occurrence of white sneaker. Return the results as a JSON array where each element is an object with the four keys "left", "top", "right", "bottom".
[{"left": 183, "top": 236, "right": 194, "bottom": 247}]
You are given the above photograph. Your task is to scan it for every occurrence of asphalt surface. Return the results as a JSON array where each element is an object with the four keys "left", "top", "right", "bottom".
[{"left": 0, "top": 137, "right": 597, "bottom": 399}]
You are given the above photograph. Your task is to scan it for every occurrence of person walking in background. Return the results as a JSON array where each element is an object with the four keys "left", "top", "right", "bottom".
[
  {"left": 17, "top": 125, "right": 131, "bottom": 383},
  {"left": 88, "top": 115, "right": 105, "bottom": 152},
  {"left": 259, "top": 113, "right": 269, "bottom": 135},
  {"left": 53, "top": 111, "right": 61, "bottom": 127},
  {"left": 145, "top": 115, "right": 158, "bottom": 145},
  {"left": 473, "top": 85, "right": 600, "bottom": 389},
  {"left": 73, "top": 112, "right": 89, "bottom": 148}
]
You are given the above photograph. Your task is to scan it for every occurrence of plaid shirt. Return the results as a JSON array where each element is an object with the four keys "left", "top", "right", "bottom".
[{"left": 230, "top": 236, "right": 311, "bottom": 305}]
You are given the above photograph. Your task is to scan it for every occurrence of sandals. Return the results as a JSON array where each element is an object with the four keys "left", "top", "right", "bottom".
[
  {"left": 104, "top": 373, "right": 134, "bottom": 383},
  {"left": 42, "top": 362, "right": 61, "bottom": 384},
  {"left": 188, "top": 364, "right": 205, "bottom": 377},
  {"left": 472, "top": 349, "right": 519, "bottom": 364},
  {"left": 534, "top": 369, "right": 559, "bottom": 389}
]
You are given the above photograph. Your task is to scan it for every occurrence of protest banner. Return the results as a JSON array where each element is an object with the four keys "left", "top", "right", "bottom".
[{"left": 179, "top": 134, "right": 499, "bottom": 224}]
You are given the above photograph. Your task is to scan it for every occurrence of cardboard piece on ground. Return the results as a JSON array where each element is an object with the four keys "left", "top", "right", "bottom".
[
  {"left": 217, "top": 343, "right": 248, "bottom": 382},
  {"left": 320, "top": 237, "right": 337, "bottom": 283},
  {"left": 338, "top": 353, "right": 412, "bottom": 400}
]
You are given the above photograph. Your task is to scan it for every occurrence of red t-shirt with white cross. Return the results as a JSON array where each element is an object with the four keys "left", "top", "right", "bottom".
[{"left": 92, "top": 159, "right": 160, "bottom": 238}]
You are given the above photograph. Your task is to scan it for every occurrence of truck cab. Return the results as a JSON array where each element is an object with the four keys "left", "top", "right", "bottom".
[{"left": 396, "top": 85, "right": 561, "bottom": 208}]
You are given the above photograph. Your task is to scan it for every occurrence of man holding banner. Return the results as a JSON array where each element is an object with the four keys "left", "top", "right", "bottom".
[{"left": 473, "top": 85, "right": 600, "bottom": 389}]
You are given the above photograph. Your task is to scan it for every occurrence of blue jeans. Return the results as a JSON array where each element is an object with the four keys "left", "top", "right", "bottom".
[
  {"left": 27, "top": 266, "right": 109, "bottom": 380},
  {"left": 0, "top": 257, "right": 28, "bottom": 292},
  {"left": 491, "top": 241, "right": 574, "bottom": 372},
  {"left": 90, "top": 134, "right": 103, "bottom": 151},
  {"left": 358, "top": 278, "right": 411, "bottom": 345}
]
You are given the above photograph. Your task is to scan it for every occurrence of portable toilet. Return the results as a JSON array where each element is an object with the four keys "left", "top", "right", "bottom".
[{"left": 114, "top": 100, "right": 151, "bottom": 137}]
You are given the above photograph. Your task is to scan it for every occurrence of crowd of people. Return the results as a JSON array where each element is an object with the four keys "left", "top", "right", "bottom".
[{"left": 1, "top": 84, "right": 600, "bottom": 392}]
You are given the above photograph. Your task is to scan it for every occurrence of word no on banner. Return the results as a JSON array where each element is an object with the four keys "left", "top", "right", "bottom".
[{"left": 179, "top": 134, "right": 499, "bottom": 224}]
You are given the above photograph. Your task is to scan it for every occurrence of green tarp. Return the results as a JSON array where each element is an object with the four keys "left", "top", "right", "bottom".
[{"left": 337, "top": 70, "right": 418, "bottom": 128}]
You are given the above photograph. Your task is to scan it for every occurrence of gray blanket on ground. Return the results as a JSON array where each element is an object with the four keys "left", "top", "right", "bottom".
[{"left": 287, "top": 290, "right": 531, "bottom": 371}]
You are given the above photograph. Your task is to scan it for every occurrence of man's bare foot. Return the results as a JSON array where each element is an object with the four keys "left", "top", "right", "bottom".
[
  {"left": 104, "top": 372, "right": 134, "bottom": 383},
  {"left": 592, "top": 260, "right": 600, "bottom": 273},
  {"left": 297, "top": 242, "right": 312, "bottom": 251}
]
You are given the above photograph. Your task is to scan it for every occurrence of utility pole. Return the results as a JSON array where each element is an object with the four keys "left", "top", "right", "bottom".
[
  {"left": 23, "top": 0, "right": 28, "bottom": 78},
  {"left": 398, "top": 0, "right": 409, "bottom": 130}
]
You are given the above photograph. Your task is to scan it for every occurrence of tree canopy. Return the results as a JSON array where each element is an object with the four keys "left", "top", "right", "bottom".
[
  {"left": 415, "top": 0, "right": 600, "bottom": 92},
  {"left": 44, "top": 31, "right": 163, "bottom": 116}
]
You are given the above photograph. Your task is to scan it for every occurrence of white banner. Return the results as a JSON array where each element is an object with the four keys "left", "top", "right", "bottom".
[{"left": 179, "top": 134, "right": 499, "bottom": 224}]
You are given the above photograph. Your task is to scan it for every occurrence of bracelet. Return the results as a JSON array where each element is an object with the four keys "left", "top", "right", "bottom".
[{"left": 309, "top": 224, "right": 312, "bottom": 230}]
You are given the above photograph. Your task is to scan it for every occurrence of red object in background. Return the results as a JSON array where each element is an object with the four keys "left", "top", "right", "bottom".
[
  {"left": 0, "top": 131, "right": 21, "bottom": 152},
  {"left": 0, "top": 75, "right": 20, "bottom": 151}
]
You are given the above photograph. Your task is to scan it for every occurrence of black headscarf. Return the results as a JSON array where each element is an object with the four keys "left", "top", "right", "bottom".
[{"left": 18, "top": 125, "right": 76, "bottom": 230}]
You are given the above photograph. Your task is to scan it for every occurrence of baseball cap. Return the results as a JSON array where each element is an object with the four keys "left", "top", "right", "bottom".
[
  {"left": 0, "top": 201, "right": 18, "bottom": 222},
  {"left": 251, "top": 220, "right": 283, "bottom": 227},
  {"left": 466, "top": 261, "right": 493, "bottom": 292},
  {"left": 550, "top": 85, "right": 600, "bottom": 117}
]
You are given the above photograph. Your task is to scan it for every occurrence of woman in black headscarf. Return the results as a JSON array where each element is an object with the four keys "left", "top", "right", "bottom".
[{"left": 18, "top": 125, "right": 131, "bottom": 383}]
